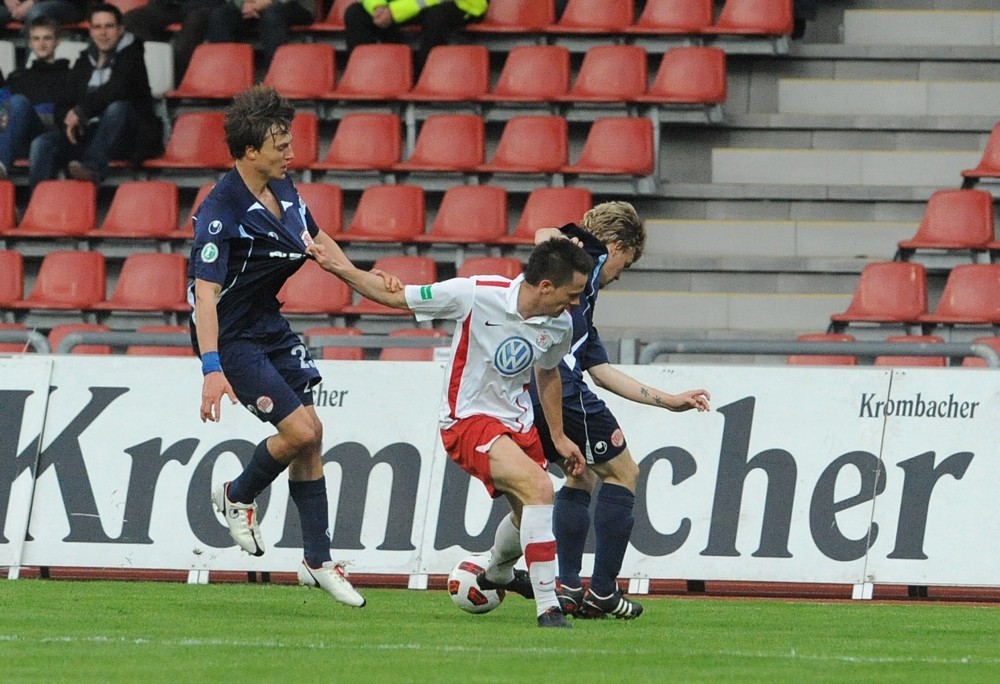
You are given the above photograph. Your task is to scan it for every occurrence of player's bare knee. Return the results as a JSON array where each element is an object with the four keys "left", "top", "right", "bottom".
[{"left": 522, "top": 470, "right": 554, "bottom": 505}]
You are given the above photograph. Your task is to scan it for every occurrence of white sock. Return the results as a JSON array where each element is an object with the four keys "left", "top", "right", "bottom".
[
  {"left": 520, "top": 504, "right": 560, "bottom": 616},
  {"left": 484, "top": 513, "right": 522, "bottom": 584}
]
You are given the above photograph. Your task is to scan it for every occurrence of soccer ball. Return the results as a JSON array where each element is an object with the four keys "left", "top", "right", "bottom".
[{"left": 447, "top": 555, "right": 505, "bottom": 614}]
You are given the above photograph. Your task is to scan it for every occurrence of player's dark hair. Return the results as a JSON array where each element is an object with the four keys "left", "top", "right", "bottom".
[
  {"left": 27, "top": 15, "right": 61, "bottom": 37},
  {"left": 523, "top": 238, "right": 593, "bottom": 287},
  {"left": 88, "top": 3, "right": 123, "bottom": 24},
  {"left": 223, "top": 85, "right": 295, "bottom": 160}
]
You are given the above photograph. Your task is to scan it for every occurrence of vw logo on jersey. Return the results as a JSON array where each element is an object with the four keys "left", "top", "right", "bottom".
[
  {"left": 493, "top": 336, "right": 534, "bottom": 376},
  {"left": 208, "top": 220, "right": 223, "bottom": 235}
]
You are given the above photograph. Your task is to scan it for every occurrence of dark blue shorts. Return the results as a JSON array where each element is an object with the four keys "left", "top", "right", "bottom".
[
  {"left": 534, "top": 404, "right": 627, "bottom": 466},
  {"left": 221, "top": 329, "right": 321, "bottom": 425}
]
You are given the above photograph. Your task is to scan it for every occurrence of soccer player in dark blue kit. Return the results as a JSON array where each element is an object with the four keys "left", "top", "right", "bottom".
[
  {"left": 531, "top": 201, "right": 711, "bottom": 619},
  {"left": 189, "top": 85, "right": 399, "bottom": 607}
]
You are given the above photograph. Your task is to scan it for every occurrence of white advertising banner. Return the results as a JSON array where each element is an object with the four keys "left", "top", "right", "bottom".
[
  {"left": 0, "top": 357, "right": 52, "bottom": 571},
  {"left": 4, "top": 357, "right": 1000, "bottom": 592}
]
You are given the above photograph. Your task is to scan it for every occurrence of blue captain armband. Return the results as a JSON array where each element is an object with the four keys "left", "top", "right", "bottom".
[{"left": 201, "top": 351, "right": 222, "bottom": 375}]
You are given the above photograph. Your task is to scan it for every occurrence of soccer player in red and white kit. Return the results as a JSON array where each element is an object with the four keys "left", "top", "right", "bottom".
[{"left": 308, "top": 238, "right": 593, "bottom": 628}]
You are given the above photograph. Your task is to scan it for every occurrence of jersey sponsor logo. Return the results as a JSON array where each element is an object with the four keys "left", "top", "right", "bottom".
[
  {"left": 611, "top": 428, "right": 624, "bottom": 448},
  {"left": 256, "top": 396, "right": 274, "bottom": 414},
  {"left": 420, "top": 285, "right": 433, "bottom": 300},
  {"left": 208, "top": 220, "right": 223, "bottom": 235},
  {"left": 493, "top": 336, "right": 533, "bottom": 376},
  {"left": 200, "top": 243, "right": 219, "bottom": 263}
]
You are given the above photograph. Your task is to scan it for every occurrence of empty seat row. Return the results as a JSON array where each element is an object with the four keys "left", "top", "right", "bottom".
[
  {"left": 0, "top": 180, "right": 591, "bottom": 245},
  {"left": 172, "top": 41, "right": 725, "bottom": 109},
  {"left": 309, "top": 0, "right": 792, "bottom": 39},
  {"left": 0, "top": 322, "right": 193, "bottom": 356},
  {"left": 787, "top": 333, "right": 1000, "bottom": 368},
  {"left": 829, "top": 262, "right": 1000, "bottom": 334}
]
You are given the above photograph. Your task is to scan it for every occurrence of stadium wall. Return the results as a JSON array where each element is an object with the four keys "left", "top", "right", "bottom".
[{"left": 1, "top": 356, "right": 997, "bottom": 598}]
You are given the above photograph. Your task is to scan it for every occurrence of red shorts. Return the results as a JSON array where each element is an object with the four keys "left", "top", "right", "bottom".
[{"left": 440, "top": 414, "right": 547, "bottom": 498}]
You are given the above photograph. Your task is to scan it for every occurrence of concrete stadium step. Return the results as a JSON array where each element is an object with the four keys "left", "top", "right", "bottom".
[
  {"left": 843, "top": 10, "right": 1000, "bottom": 47},
  {"left": 778, "top": 79, "right": 1000, "bottom": 117},
  {"left": 643, "top": 219, "right": 915, "bottom": 260},
  {"left": 593, "top": 291, "right": 851, "bottom": 335},
  {"left": 710, "top": 148, "right": 980, "bottom": 187}
]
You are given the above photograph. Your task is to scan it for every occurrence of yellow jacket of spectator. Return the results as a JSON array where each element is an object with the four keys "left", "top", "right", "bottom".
[{"left": 361, "top": 0, "right": 488, "bottom": 23}]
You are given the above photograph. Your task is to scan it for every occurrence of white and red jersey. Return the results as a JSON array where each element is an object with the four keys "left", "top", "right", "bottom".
[{"left": 403, "top": 275, "right": 573, "bottom": 432}]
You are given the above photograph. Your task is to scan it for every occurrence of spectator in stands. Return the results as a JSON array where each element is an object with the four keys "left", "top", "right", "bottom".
[
  {"left": 0, "top": 0, "right": 87, "bottom": 27},
  {"left": 28, "top": 3, "right": 164, "bottom": 189},
  {"left": 344, "top": 0, "right": 489, "bottom": 75},
  {"left": 531, "top": 202, "right": 711, "bottom": 621},
  {"left": 204, "top": 0, "right": 314, "bottom": 70},
  {"left": 124, "top": 0, "right": 223, "bottom": 84},
  {"left": 0, "top": 16, "right": 73, "bottom": 180}
]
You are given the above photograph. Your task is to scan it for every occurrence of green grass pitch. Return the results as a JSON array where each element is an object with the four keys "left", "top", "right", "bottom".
[{"left": 1, "top": 580, "right": 999, "bottom": 683}]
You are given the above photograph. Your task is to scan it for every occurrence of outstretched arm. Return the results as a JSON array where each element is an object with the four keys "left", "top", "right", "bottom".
[
  {"left": 307, "top": 234, "right": 409, "bottom": 310},
  {"left": 587, "top": 363, "right": 711, "bottom": 412}
]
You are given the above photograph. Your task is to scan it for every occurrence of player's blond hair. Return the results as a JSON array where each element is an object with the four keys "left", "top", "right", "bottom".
[{"left": 579, "top": 201, "right": 645, "bottom": 262}]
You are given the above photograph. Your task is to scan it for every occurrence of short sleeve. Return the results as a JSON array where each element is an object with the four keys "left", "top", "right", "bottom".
[
  {"left": 404, "top": 278, "right": 474, "bottom": 322},
  {"left": 190, "top": 199, "right": 232, "bottom": 285}
]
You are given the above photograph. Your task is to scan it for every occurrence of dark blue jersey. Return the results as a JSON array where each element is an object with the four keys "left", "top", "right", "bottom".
[
  {"left": 530, "top": 224, "right": 610, "bottom": 412},
  {"left": 187, "top": 168, "right": 320, "bottom": 346}
]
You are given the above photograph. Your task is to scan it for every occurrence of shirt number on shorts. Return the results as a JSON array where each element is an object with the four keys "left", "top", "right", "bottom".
[{"left": 291, "top": 344, "right": 316, "bottom": 369}]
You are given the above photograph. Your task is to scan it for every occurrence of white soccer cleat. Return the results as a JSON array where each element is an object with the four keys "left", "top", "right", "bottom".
[
  {"left": 298, "top": 560, "right": 367, "bottom": 608},
  {"left": 212, "top": 481, "right": 265, "bottom": 557}
]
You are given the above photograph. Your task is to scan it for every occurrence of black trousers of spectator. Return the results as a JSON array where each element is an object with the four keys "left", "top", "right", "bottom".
[
  {"left": 205, "top": 1, "right": 313, "bottom": 69},
  {"left": 124, "top": 0, "right": 219, "bottom": 83},
  {"left": 344, "top": 2, "right": 474, "bottom": 76}
]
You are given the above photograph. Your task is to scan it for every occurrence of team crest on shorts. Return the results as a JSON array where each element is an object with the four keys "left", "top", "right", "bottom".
[
  {"left": 611, "top": 428, "right": 625, "bottom": 448},
  {"left": 256, "top": 396, "right": 274, "bottom": 414}
]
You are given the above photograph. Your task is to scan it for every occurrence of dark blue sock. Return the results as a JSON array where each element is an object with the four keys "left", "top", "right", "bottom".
[
  {"left": 228, "top": 439, "right": 287, "bottom": 504},
  {"left": 289, "top": 477, "right": 332, "bottom": 568},
  {"left": 590, "top": 483, "right": 635, "bottom": 596},
  {"left": 553, "top": 486, "right": 591, "bottom": 587}
]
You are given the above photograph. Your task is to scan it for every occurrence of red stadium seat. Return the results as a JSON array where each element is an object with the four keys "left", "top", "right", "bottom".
[
  {"left": 624, "top": 0, "right": 714, "bottom": 34},
  {"left": 896, "top": 189, "right": 994, "bottom": 261},
  {"left": 343, "top": 256, "right": 437, "bottom": 316},
  {"left": 0, "top": 322, "right": 31, "bottom": 353},
  {"left": 962, "top": 336, "right": 1000, "bottom": 367},
  {"left": 546, "top": 0, "right": 635, "bottom": 33},
  {"left": 165, "top": 43, "right": 254, "bottom": 100},
  {"left": 635, "top": 47, "right": 728, "bottom": 105},
  {"left": 379, "top": 327, "right": 449, "bottom": 361},
  {"left": 126, "top": 324, "right": 195, "bottom": 356},
  {"left": 303, "top": 0, "right": 355, "bottom": 31},
  {"left": 289, "top": 112, "right": 319, "bottom": 170},
  {"left": 90, "top": 181, "right": 179, "bottom": 239},
  {"left": 394, "top": 114, "right": 484, "bottom": 173},
  {"left": 310, "top": 113, "right": 402, "bottom": 172},
  {"left": 48, "top": 323, "right": 112, "bottom": 355},
  {"left": 556, "top": 45, "right": 648, "bottom": 103},
  {"left": 830, "top": 262, "right": 927, "bottom": 332},
  {"left": 464, "top": 0, "right": 555, "bottom": 32},
  {"left": 326, "top": 44, "right": 413, "bottom": 100},
  {"left": 179, "top": 182, "right": 215, "bottom": 237},
  {"left": 704, "top": 0, "right": 794, "bottom": 36},
  {"left": 263, "top": 43, "right": 336, "bottom": 99},
  {"left": 8, "top": 251, "right": 105, "bottom": 311},
  {"left": 479, "top": 46, "right": 570, "bottom": 103},
  {"left": 962, "top": 122, "right": 1000, "bottom": 188},
  {"left": 786, "top": 333, "right": 857, "bottom": 366},
  {"left": 278, "top": 259, "right": 353, "bottom": 315},
  {"left": 12, "top": 180, "right": 96, "bottom": 237},
  {"left": 0, "top": 250, "right": 24, "bottom": 306},
  {"left": 562, "top": 117, "right": 655, "bottom": 177},
  {"left": 304, "top": 326, "right": 364, "bottom": 361},
  {"left": 398, "top": 45, "right": 490, "bottom": 102},
  {"left": 874, "top": 335, "right": 946, "bottom": 367},
  {"left": 341, "top": 185, "right": 425, "bottom": 243},
  {"left": 918, "top": 264, "right": 1000, "bottom": 330},
  {"left": 476, "top": 115, "right": 568, "bottom": 175},
  {"left": 296, "top": 183, "right": 343, "bottom": 236},
  {"left": 457, "top": 256, "right": 523, "bottom": 280},
  {"left": 0, "top": 180, "right": 15, "bottom": 235},
  {"left": 413, "top": 185, "right": 508, "bottom": 245},
  {"left": 499, "top": 187, "right": 593, "bottom": 245},
  {"left": 92, "top": 253, "right": 189, "bottom": 313},
  {"left": 145, "top": 112, "right": 231, "bottom": 170}
]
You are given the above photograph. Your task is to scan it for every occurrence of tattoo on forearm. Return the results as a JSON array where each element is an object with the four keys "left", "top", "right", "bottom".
[{"left": 640, "top": 386, "right": 667, "bottom": 407}]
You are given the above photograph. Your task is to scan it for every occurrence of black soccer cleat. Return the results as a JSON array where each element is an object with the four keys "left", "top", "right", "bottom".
[
  {"left": 556, "top": 583, "right": 585, "bottom": 616},
  {"left": 577, "top": 587, "right": 644, "bottom": 620},
  {"left": 476, "top": 568, "right": 534, "bottom": 599},
  {"left": 537, "top": 606, "right": 573, "bottom": 628}
]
